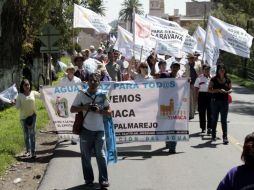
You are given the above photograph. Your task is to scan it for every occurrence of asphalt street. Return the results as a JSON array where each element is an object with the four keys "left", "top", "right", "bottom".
[{"left": 38, "top": 84, "right": 254, "bottom": 190}]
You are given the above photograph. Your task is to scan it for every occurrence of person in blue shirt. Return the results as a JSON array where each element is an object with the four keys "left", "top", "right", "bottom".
[{"left": 217, "top": 132, "right": 254, "bottom": 190}]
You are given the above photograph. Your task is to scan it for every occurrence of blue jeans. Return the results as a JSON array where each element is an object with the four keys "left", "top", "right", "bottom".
[
  {"left": 20, "top": 114, "right": 36, "bottom": 153},
  {"left": 211, "top": 99, "right": 229, "bottom": 138},
  {"left": 80, "top": 128, "right": 108, "bottom": 183}
]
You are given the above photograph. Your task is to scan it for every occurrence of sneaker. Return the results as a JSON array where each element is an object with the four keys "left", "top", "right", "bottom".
[
  {"left": 100, "top": 181, "right": 110, "bottom": 188},
  {"left": 207, "top": 129, "right": 212, "bottom": 135},
  {"left": 223, "top": 137, "right": 229, "bottom": 145},
  {"left": 23, "top": 151, "right": 31, "bottom": 157},
  {"left": 201, "top": 129, "right": 206, "bottom": 133}
]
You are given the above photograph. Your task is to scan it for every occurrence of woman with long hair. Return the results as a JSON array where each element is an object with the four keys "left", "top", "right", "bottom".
[
  {"left": 208, "top": 64, "right": 232, "bottom": 144},
  {"left": 16, "top": 79, "right": 40, "bottom": 158}
]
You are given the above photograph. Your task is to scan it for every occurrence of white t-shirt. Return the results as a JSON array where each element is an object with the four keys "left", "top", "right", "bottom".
[
  {"left": 16, "top": 91, "right": 41, "bottom": 119},
  {"left": 72, "top": 91, "right": 110, "bottom": 131},
  {"left": 194, "top": 74, "right": 211, "bottom": 92},
  {"left": 60, "top": 76, "right": 81, "bottom": 86}
]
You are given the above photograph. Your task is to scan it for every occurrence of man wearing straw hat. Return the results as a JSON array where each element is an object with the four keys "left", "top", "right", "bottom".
[
  {"left": 60, "top": 64, "right": 81, "bottom": 145},
  {"left": 183, "top": 53, "right": 201, "bottom": 120},
  {"left": 73, "top": 54, "right": 88, "bottom": 82}
]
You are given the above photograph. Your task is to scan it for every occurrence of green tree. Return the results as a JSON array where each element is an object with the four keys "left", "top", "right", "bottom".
[
  {"left": 118, "top": 0, "right": 144, "bottom": 33},
  {"left": 80, "top": 0, "right": 106, "bottom": 16}
]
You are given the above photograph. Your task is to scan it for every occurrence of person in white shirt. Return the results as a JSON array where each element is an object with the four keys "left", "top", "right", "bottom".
[
  {"left": 194, "top": 64, "right": 212, "bottom": 134},
  {"left": 60, "top": 65, "right": 81, "bottom": 144},
  {"left": 70, "top": 73, "right": 111, "bottom": 188},
  {"left": 16, "top": 79, "right": 41, "bottom": 158}
]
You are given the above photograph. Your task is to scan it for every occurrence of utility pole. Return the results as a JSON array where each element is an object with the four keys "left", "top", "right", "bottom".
[{"left": 244, "top": 20, "right": 250, "bottom": 78}]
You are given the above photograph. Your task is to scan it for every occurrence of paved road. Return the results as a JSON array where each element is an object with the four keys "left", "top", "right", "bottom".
[{"left": 38, "top": 84, "right": 254, "bottom": 190}]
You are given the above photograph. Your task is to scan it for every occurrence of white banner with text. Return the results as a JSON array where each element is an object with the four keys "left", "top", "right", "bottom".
[{"left": 42, "top": 79, "right": 189, "bottom": 143}]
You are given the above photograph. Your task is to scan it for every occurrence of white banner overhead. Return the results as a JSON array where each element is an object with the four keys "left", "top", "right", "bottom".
[
  {"left": 146, "top": 15, "right": 181, "bottom": 28},
  {"left": 207, "top": 16, "right": 253, "bottom": 58},
  {"left": 42, "top": 79, "right": 190, "bottom": 142},
  {"left": 114, "top": 26, "right": 154, "bottom": 61},
  {"left": 73, "top": 3, "right": 111, "bottom": 33},
  {"left": 146, "top": 15, "right": 196, "bottom": 54},
  {"left": 134, "top": 14, "right": 188, "bottom": 57}
]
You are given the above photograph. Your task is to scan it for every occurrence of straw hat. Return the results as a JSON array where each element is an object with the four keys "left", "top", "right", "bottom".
[
  {"left": 187, "top": 53, "right": 195, "bottom": 59},
  {"left": 65, "top": 64, "right": 76, "bottom": 72},
  {"left": 73, "top": 53, "right": 85, "bottom": 62}
]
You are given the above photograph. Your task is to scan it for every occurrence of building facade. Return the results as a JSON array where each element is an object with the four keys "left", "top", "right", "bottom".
[
  {"left": 149, "top": 0, "right": 165, "bottom": 18},
  {"left": 186, "top": 1, "right": 212, "bottom": 17}
]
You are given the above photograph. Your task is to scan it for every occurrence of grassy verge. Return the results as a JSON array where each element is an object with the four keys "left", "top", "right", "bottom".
[
  {"left": 229, "top": 74, "right": 254, "bottom": 90},
  {"left": 0, "top": 99, "right": 49, "bottom": 175},
  {"left": 0, "top": 56, "right": 71, "bottom": 176}
]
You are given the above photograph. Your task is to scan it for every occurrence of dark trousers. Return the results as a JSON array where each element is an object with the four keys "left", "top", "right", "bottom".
[
  {"left": 211, "top": 99, "right": 229, "bottom": 138},
  {"left": 198, "top": 92, "right": 212, "bottom": 130},
  {"left": 80, "top": 128, "right": 108, "bottom": 183}
]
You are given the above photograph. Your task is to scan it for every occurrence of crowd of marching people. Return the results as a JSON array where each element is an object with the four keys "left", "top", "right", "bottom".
[
  {"left": 13, "top": 42, "right": 236, "bottom": 188},
  {"left": 59, "top": 44, "right": 250, "bottom": 188},
  {"left": 64, "top": 44, "right": 232, "bottom": 146}
]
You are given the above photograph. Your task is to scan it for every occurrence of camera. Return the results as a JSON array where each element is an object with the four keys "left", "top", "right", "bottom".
[{"left": 89, "top": 104, "right": 99, "bottom": 112}]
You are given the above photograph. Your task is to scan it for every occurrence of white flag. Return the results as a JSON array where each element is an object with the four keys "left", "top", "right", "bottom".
[
  {"left": 208, "top": 16, "right": 253, "bottom": 58},
  {"left": 205, "top": 41, "right": 220, "bottom": 66},
  {"left": 114, "top": 26, "right": 153, "bottom": 62},
  {"left": 192, "top": 25, "right": 220, "bottom": 66},
  {"left": 0, "top": 84, "right": 18, "bottom": 103},
  {"left": 146, "top": 15, "right": 181, "bottom": 28},
  {"left": 73, "top": 4, "right": 111, "bottom": 33},
  {"left": 193, "top": 26, "right": 206, "bottom": 52},
  {"left": 183, "top": 34, "right": 197, "bottom": 54}
]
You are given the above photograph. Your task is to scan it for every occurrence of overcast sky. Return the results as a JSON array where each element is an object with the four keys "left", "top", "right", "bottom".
[{"left": 104, "top": 0, "right": 191, "bottom": 22}]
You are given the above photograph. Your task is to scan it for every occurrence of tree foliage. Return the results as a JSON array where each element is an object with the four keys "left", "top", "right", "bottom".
[
  {"left": 80, "top": 0, "right": 106, "bottom": 16},
  {"left": 119, "top": 0, "right": 144, "bottom": 32}
]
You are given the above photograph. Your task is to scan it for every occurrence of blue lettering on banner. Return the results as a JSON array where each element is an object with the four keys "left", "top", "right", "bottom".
[
  {"left": 143, "top": 81, "right": 176, "bottom": 89},
  {"left": 113, "top": 83, "right": 139, "bottom": 90},
  {"left": 54, "top": 85, "right": 80, "bottom": 94},
  {"left": 99, "top": 83, "right": 111, "bottom": 90}
]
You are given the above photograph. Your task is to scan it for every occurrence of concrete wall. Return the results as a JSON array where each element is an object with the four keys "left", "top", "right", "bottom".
[
  {"left": 0, "top": 67, "right": 21, "bottom": 92},
  {"left": 0, "top": 57, "right": 46, "bottom": 92}
]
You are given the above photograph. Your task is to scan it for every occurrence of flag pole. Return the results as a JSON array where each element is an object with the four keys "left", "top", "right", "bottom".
[
  {"left": 139, "top": 46, "right": 143, "bottom": 62},
  {"left": 72, "top": 3, "right": 75, "bottom": 55},
  {"left": 132, "top": 7, "right": 136, "bottom": 58},
  {"left": 201, "top": 15, "right": 210, "bottom": 65}
]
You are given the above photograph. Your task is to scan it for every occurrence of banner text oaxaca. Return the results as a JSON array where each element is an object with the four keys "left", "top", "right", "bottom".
[{"left": 42, "top": 79, "right": 190, "bottom": 143}]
